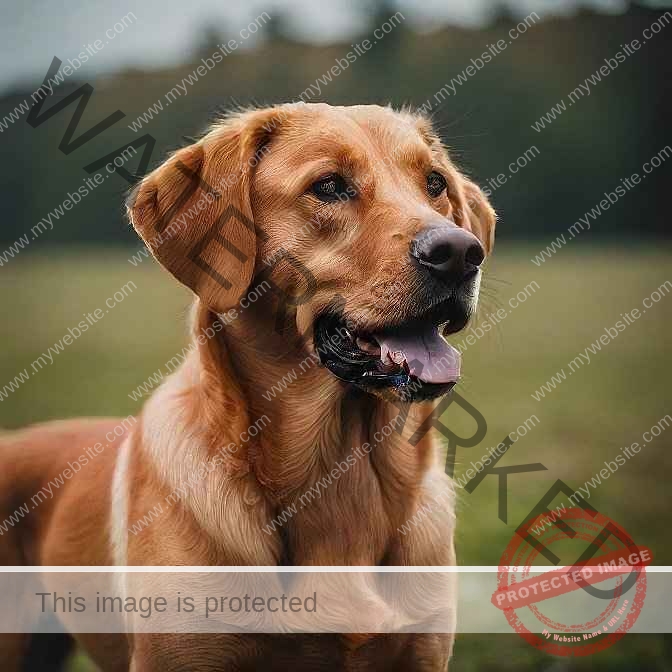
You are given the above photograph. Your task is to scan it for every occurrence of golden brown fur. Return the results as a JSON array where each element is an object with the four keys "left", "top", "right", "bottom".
[{"left": 0, "top": 103, "right": 495, "bottom": 671}]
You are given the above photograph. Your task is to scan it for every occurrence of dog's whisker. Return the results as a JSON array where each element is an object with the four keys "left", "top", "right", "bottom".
[{"left": 481, "top": 274, "right": 512, "bottom": 286}]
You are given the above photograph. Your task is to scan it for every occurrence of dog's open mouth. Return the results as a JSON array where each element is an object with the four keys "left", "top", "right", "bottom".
[{"left": 314, "top": 308, "right": 464, "bottom": 400}]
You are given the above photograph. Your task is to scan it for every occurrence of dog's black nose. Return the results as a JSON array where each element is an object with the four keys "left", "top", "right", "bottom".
[{"left": 410, "top": 224, "right": 485, "bottom": 281}]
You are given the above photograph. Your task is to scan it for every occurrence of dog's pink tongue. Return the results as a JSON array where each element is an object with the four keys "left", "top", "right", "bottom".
[{"left": 378, "top": 328, "right": 461, "bottom": 383}]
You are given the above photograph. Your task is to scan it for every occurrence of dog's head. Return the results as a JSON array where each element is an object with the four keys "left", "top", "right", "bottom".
[{"left": 128, "top": 104, "right": 496, "bottom": 403}]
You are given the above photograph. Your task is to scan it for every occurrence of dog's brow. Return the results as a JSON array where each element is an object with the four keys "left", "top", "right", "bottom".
[
  {"left": 393, "top": 141, "right": 433, "bottom": 172},
  {"left": 293, "top": 153, "right": 366, "bottom": 182},
  {"left": 294, "top": 159, "right": 342, "bottom": 183}
]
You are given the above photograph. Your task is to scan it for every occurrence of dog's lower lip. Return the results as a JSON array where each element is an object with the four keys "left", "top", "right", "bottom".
[{"left": 441, "top": 315, "right": 469, "bottom": 336}]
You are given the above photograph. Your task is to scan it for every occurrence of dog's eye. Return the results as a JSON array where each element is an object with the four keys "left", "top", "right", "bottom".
[
  {"left": 311, "top": 174, "right": 352, "bottom": 203},
  {"left": 427, "top": 171, "right": 448, "bottom": 198}
]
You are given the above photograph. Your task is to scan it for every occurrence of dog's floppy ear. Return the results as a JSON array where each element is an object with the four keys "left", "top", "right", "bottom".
[
  {"left": 459, "top": 177, "right": 496, "bottom": 255},
  {"left": 128, "top": 109, "right": 280, "bottom": 313}
]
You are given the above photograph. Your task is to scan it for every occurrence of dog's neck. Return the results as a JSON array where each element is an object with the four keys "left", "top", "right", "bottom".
[
  {"left": 207, "top": 299, "right": 435, "bottom": 504},
  {"left": 219, "top": 301, "right": 372, "bottom": 495}
]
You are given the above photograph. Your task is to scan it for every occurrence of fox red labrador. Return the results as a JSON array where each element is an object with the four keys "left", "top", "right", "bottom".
[{"left": 0, "top": 103, "right": 495, "bottom": 671}]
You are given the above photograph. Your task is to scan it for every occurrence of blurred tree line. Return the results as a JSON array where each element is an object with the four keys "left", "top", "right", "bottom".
[{"left": 0, "top": 3, "right": 670, "bottom": 247}]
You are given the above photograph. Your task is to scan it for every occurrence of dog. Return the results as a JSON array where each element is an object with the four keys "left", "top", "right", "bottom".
[{"left": 0, "top": 103, "right": 495, "bottom": 671}]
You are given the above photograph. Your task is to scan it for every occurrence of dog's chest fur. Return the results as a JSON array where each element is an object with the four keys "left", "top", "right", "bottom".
[{"left": 119, "top": 344, "right": 438, "bottom": 569}]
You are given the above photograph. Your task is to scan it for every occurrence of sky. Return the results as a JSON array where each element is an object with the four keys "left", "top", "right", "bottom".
[{"left": 0, "top": 0, "right": 664, "bottom": 93}]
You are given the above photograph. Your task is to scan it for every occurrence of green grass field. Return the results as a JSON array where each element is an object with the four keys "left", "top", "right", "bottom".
[{"left": 1, "top": 245, "right": 670, "bottom": 670}]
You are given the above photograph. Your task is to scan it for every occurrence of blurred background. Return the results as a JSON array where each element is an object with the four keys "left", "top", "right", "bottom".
[{"left": 1, "top": 0, "right": 671, "bottom": 669}]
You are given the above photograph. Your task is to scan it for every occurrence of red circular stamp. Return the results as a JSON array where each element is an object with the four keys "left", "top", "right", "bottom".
[{"left": 492, "top": 507, "right": 651, "bottom": 656}]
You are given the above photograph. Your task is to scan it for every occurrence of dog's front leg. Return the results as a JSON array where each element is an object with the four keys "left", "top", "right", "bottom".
[
  {"left": 385, "top": 468, "right": 458, "bottom": 670},
  {"left": 129, "top": 633, "right": 261, "bottom": 672}
]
